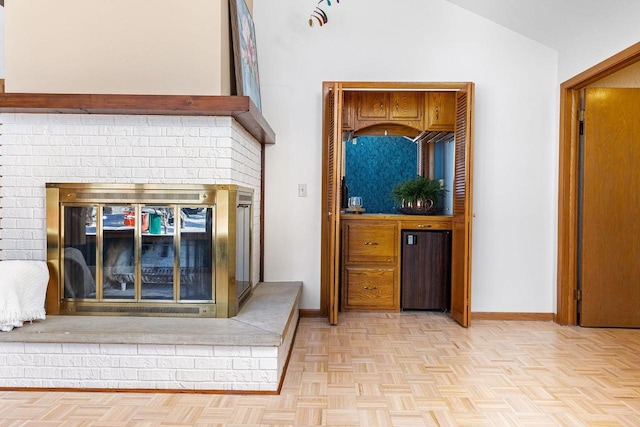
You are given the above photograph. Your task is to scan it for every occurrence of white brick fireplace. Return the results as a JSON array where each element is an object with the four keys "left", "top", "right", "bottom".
[
  {"left": 0, "top": 112, "right": 261, "bottom": 283},
  {"left": 0, "top": 1, "right": 287, "bottom": 392},
  {"left": 0, "top": 111, "right": 298, "bottom": 392}
]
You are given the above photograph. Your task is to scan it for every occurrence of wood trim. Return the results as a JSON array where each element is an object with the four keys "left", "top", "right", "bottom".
[
  {"left": 319, "top": 82, "right": 332, "bottom": 318},
  {"left": 556, "top": 87, "right": 580, "bottom": 326},
  {"left": 0, "top": 93, "right": 275, "bottom": 145},
  {"left": 472, "top": 312, "right": 554, "bottom": 321},
  {"left": 259, "top": 146, "right": 265, "bottom": 282},
  {"left": 0, "top": 387, "right": 279, "bottom": 395},
  {"left": 299, "top": 309, "right": 322, "bottom": 317},
  {"left": 556, "top": 42, "right": 640, "bottom": 325},
  {"left": 562, "top": 42, "right": 640, "bottom": 89},
  {"left": 308, "top": 309, "right": 554, "bottom": 321},
  {"left": 333, "top": 81, "right": 471, "bottom": 91}
]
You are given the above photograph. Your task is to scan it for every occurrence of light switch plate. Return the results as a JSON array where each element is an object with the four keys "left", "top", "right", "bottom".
[{"left": 298, "top": 184, "right": 307, "bottom": 197}]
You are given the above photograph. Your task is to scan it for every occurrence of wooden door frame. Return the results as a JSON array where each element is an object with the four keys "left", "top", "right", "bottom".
[{"left": 556, "top": 42, "right": 640, "bottom": 325}]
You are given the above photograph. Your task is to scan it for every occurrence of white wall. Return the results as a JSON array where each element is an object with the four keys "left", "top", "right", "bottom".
[
  {"left": 0, "top": 6, "right": 4, "bottom": 78},
  {"left": 254, "top": 0, "right": 559, "bottom": 312},
  {"left": 557, "top": 3, "right": 640, "bottom": 83},
  {"left": 4, "top": 0, "right": 231, "bottom": 95}
]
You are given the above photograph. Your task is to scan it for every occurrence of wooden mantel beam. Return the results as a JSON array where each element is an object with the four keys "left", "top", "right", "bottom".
[{"left": 0, "top": 93, "right": 276, "bottom": 144}]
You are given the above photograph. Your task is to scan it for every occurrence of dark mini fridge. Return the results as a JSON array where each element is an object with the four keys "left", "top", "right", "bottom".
[{"left": 401, "top": 230, "right": 451, "bottom": 310}]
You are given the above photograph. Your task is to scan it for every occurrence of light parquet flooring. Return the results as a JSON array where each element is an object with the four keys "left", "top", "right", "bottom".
[{"left": 2, "top": 312, "right": 640, "bottom": 426}]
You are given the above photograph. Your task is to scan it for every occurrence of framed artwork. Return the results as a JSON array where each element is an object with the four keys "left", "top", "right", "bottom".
[{"left": 230, "top": 0, "right": 262, "bottom": 112}]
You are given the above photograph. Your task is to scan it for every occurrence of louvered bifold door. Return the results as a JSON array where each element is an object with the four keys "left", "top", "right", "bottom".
[
  {"left": 450, "top": 86, "right": 474, "bottom": 327},
  {"left": 321, "top": 82, "right": 344, "bottom": 325}
]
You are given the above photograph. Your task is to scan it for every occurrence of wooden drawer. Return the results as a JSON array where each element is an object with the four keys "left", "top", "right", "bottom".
[
  {"left": 343, "top": 221, "right": 398, "bottom": 264},
  {"left": 400, "top": 217, "right": 452, "bottom": 231},
  {"left": 343, "top": 266, "right": 397, "bottom": 311}
]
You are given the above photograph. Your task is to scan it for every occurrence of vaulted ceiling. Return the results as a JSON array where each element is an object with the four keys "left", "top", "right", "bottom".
[
  {"left": 443, "top": 0, "right": 635, "bottom": 51},
  {"left": 0, "top": 1, "right": 630, "bottom": 53}
]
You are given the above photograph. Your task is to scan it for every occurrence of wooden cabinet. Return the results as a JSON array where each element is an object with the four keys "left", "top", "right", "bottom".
[
  {"left": 340, "top": 214, "right": 454, "bottom": 313},
  {"left": 425, "top": 91, "right": 456, "bottom": 131},
  {"left": 341, "top": 214, "right": 452, "bottom": 311},
  {"left": 390, "top": 92, "right": 422, "bottom": 121},
  {"left": 321, "top": 81, "right": 474, "bottom": 326},
  {"left": 352, "top": 91, "right": 423, "bottom": 131},
  {"left": 341, "top": 219, "right": 399, "bottom": 311},
  {"left": 357, "top": 92, "right": 389, "bottom": 121},
  {"left": 401, "top": 230, "right": 451, "bottom": 310},
  {"left": 342, "top": 91, "right": 355, "bottom": 130},
  {"left": 342, "top": 91, "right": 456, "bottom": 133}
]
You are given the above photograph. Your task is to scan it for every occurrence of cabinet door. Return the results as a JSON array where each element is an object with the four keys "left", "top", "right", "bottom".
[
  {"left": 344, "top": 222, "right": 397, "bottom": 264},
  {"left": 342, "top": 91, "right": 355, "bottom": 130},
  {"left": 450, "top": 88, "right": 474, "bottom": 327},
  {"left": 321, "top": 82, "right": 344, "bottom": 325},
  {"left": 426, "top": 92, "right": 456, "bottom": 131},
  {"left": 390, "top": 92, "right": 422, "bottom": 121},
  {"left": 343, "top": 266, "right": 397, "bottom": 310},
  {"left": 357, "top": 92, "right": 389, "bottom": 121},
  {"left": 401, "top": 231, "right": 451, "bottom": 310}
]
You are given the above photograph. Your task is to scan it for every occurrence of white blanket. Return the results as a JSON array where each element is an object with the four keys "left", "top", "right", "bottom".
[{"left": 0, "top": 260, "right": 49, "bottom": 332}]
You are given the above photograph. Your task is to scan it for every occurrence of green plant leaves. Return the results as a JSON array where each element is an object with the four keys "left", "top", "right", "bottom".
[{"left": 389, "top": 176, "right": 447, "bottom": 206}]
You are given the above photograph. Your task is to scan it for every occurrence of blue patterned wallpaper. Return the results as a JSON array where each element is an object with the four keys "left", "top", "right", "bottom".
[{"left": 345, "top": 136, "right": 417, "bottom": 214}]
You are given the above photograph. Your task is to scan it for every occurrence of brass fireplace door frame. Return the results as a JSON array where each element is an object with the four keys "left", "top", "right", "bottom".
[{"left": 46, "top": 183, "right": 252, "bottom": 318}]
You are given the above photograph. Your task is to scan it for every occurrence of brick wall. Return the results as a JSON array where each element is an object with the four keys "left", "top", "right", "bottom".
[
  {"left": 0, "top": 307, "right": 298, "bottom": 391},
  {"left": 0, "top": 113, "right": 262, "bottom": 286}
]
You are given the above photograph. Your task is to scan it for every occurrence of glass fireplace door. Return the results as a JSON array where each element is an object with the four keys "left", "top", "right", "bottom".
[
  {"left": 102, "top": 205, "right": 136, "bottom": 300},
  {"left": 63, "top": 206, "right": 98, "bottom": 299},
  {"left": 179, "top": 207, "right": 214, "bottom": 301},
  {"left": 63, "top": 203, "right": 215, "bottom": 305},
  {"left": 140, "top": 206, "right": 175, "bottom": 301}
]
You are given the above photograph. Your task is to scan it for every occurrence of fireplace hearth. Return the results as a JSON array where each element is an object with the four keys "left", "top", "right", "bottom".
[{"left": 46, "top": 183, "right": 252, "bottom": 318}]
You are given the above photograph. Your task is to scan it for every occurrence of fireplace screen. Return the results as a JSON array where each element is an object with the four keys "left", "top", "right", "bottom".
[
  {"left": 47, "top": 184, "right": 251, "bottom": 317},
  {"left": 63, "top": 204, "right": 213, "bottom": 302}
]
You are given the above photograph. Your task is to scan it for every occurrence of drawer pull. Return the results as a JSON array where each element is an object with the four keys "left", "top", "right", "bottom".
[
  {"left": 417, "top": 224, "right": 432, "bottom": 228},
  {"left": 363, "top": 241, "right": 379, "bottom": 245},
  {"left": 363, "top": 286, "right": 378, "bottom": 290}
]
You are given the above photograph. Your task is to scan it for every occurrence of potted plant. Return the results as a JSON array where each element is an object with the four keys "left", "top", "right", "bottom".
[{"left": 389, "top": 176, "right": 447, "bottom": 215}]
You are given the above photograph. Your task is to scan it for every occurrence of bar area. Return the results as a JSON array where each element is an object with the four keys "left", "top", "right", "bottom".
[{"left": 46, "top": 183, "right": 252, "bottom": 318}]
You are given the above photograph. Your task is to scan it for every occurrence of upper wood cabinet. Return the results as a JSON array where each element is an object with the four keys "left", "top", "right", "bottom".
[
  {"left": 350, "top": 91, "right": 423, "bottom": 131},
  {"left": 342, "top": 91, "right": 355, "bottom": 130},
  {"left": 390, "top": 91, "right": 422, "bottom": 121},
  {"left": 342, "top": 91, "right": 453, "bottom": 133},
  {"left": 357, "top": 91, "right": 389, "bottom": 121},
  {"left": 425, "top": 91, "right": 456, "bottom": 131}
]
